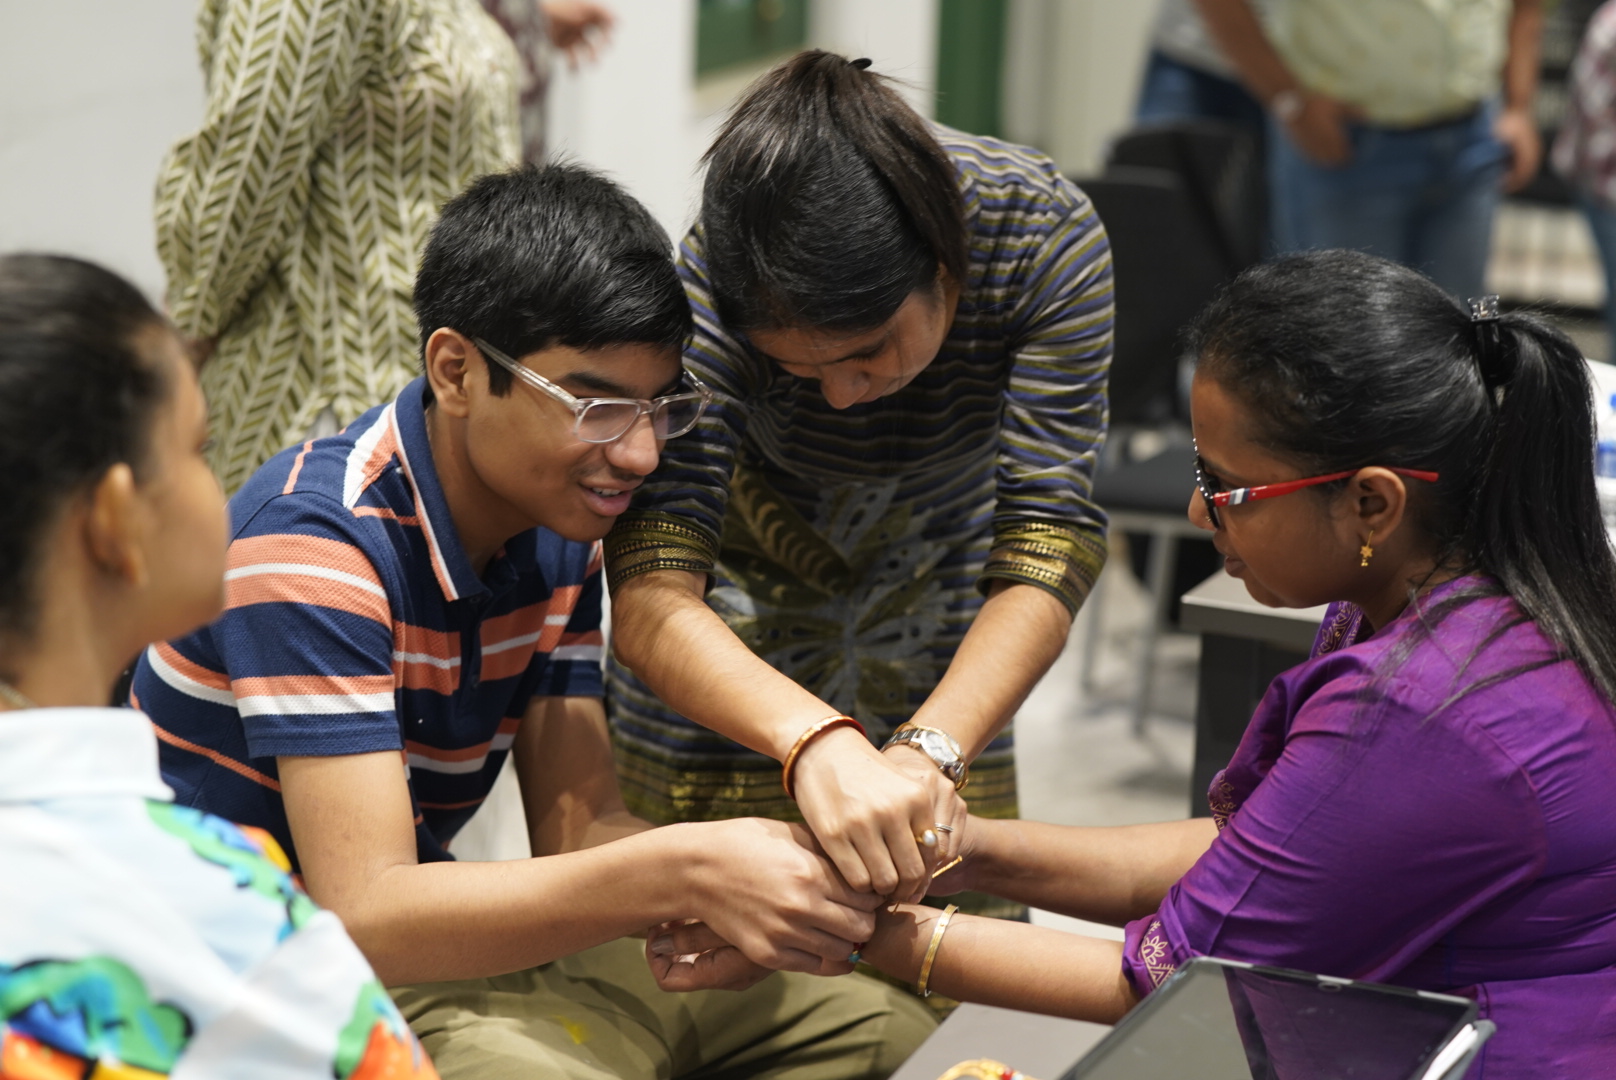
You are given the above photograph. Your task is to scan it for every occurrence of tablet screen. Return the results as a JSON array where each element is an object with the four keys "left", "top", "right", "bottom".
[{"left": 1062, "top": 960, "right": 1476, "bottom": 1080}]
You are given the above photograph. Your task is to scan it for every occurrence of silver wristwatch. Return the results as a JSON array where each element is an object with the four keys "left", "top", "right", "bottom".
[{"left": 883, "top": 724, "right": 969, "bottom": 790}]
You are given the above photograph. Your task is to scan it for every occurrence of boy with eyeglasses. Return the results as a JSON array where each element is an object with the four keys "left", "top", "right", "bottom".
[{"left": 132, "top": 164, "right": 935, "bottom": 1080}]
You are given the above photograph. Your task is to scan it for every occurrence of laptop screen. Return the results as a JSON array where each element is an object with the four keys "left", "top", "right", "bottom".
[{"left": 1062, "top": 959, "right": 1477, "bottom": 1080}]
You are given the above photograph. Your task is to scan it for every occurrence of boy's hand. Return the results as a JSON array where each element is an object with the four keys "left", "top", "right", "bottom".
[
  {"left": 646, "top": 920, "right": 858, "bottom": 993},
  {"left": 677, "top": 818, "right": 881, "bottom": 974}
]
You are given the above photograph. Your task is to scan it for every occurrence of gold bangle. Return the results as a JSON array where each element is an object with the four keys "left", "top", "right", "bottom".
[
  {"left": 916, "top": 903, "right": 958, "bottom": 997},
  {"left": 781, "top": 715, "right": 865, "bottom": 799}
]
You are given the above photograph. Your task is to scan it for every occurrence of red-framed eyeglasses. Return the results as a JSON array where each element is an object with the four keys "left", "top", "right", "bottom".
[{"left": 1193, "top": 445, "right": 1439, "bottom": 530}]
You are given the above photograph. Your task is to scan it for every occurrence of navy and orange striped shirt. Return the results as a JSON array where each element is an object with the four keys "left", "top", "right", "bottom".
[{"left": 132, "top": 378, "right": 603, "bottom": 871}]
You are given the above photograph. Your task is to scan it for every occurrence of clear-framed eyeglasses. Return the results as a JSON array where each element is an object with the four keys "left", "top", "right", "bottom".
[{"left": 473, "top": 337, "right": 713, "bottom": 444}]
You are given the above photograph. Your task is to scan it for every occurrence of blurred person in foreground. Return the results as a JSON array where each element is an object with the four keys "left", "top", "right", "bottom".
[
  {"left": 1195, "top": 0, "right": 1546, "bottom": 299},
  {"left": 0, "top": 253, "right": 438, "bottom": 1078},
  {"left": 155, "top": 0, "right": 522, "bottom": 493}
]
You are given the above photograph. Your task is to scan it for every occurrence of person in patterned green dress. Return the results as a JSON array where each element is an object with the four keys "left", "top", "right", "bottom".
[
  {"left": 154, "top": 0, "right": 521, "bottom": 493},
  {"left": 606, "top": 51, "right": 1114, "bottom": 925}
]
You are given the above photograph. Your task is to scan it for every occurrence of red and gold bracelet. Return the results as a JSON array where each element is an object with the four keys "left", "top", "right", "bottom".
[{"left": 781, "top": 714, "right": 866, "bottom": 799}]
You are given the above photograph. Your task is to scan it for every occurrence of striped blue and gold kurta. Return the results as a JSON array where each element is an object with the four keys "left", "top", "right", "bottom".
[{"left": 604, "top": 130, "right": 1114, "bottom": 917}]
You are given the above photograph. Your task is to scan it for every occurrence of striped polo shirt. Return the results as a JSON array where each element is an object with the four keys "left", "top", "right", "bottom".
[{"left": 132, "top": 377, "right": 603, "bottom": 871}]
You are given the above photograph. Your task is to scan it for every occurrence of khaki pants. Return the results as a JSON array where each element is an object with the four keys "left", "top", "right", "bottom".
[{"left": 393, "top": 938, "right": 938, "bottom": 1080}]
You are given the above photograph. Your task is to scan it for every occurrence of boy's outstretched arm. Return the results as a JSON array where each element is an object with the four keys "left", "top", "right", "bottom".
[
  {"left": 279, "top": 696, "right": 880, "bottom": 986},
  {"left": 513, "top": 695, "right": 652, "bottom": 856}
]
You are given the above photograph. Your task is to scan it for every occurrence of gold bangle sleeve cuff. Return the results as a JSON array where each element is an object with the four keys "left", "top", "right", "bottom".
[
  {"left": 603, "top": 512, "right": 720, "bottom": 594},
  {"left": 781, "top": 715, "right": 866, "bottom": 799},
  {"left": 916, "top": 903, "right": 959, "bottom": 997},
  {"left": 979, "top": 520, "right": 1108, "bottom": 616}
]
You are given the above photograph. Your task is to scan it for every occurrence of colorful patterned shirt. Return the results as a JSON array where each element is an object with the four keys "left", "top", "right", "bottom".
[
  {"left": 154, "top": 0, "right": 521, "bottom": 492},
  {"left": 0, "top": 707, "right": 435, "bottom": 1079},
  {"left": 605, "top": 127, "right": 1113, "bottom": 617},
  {"left": 132, "top": 378, "right": 603, "bottom": 871}
]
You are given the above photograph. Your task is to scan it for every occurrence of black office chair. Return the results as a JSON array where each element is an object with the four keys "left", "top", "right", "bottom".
[
  {"left": 1075, "top": 164, "right": 1237, "bottom": 733},
  {"left": 1083, "top": 166, "right": 1233, "bottom": 428},
  {"left": 1107, "top": 119, "right": 1266, "bottom": 274}
]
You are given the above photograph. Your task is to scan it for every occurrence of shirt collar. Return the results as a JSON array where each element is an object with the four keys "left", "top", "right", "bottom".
[
  {"left": 0, "top": 708, "right": 173, "bottom": 804},
  {"left": 392, "top": 378, "right": 488, "bottom": 603}
]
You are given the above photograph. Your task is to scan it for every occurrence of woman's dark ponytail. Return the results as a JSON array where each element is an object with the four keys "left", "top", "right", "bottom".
[
  {"left": 699, "top": 49, "right": 968, "bottom": 333},
  {"left": 1465, "top": 313, "right": 1616, "bottom": 702},
  {"left": 1190, "top": 249, "right": 1616, "bottom": 706},
  {"left": 0, "top": 254, "right": 168, "bottom": 641}
]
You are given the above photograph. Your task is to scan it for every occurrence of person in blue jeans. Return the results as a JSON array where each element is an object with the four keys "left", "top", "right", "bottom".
[
  {"left": 1194, "top": 0, "right": 1546, "bottom": 300},
  {"left": 1135, "top": 0, "right": 1266, "bottom": 137}
]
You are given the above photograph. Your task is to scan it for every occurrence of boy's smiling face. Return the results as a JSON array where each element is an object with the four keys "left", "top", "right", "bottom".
[
  {"left": 420, "top": 327, "right": 687, "bottom": 560},
  {"left": 462, "top": 337, "right": 684, "bottom": 544}
]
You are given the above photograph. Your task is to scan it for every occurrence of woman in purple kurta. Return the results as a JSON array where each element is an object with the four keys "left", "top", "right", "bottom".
[
  {"left": 644, "top": 249, "right": 1616, "bottom": 1079},
  {"left": 1122, "top": 582, "right": 1616, "bottom": 1076}
]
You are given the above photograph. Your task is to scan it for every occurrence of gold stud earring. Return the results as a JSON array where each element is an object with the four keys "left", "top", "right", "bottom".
[{"left": 1359, "top": 529, "right": 1375, "bottom": 568}]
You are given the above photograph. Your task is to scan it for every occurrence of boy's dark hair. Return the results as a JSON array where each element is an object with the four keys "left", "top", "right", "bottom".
[
  {"left": 1189, "top": 248, "right": 1616, "bottom": 706},
  {"left": 0, "top": 254, "right": 168, "bottom": 643},
  {"left": 700, "top": 49, "right": 968, "bottom": 334},
  {"left": 415, "top": 163, "right": 691, "bottom": 395}
]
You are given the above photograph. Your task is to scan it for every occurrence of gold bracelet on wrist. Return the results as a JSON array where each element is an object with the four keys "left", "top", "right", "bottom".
[
  {"left": 916, "top": 903, "right": 959, "bottom": 997},
  {"left": 781, "top": 715, "right": 866, "bottom": 799}
]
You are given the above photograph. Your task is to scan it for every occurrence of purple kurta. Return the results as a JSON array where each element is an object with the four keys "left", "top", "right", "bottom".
[{"left": 1122, "top": 577, "right": 1616, "bottom": 1078}]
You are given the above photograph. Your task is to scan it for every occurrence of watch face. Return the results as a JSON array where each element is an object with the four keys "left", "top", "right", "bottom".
[{"left": 916, "top": 729, "right": 958, "bottom": 763}]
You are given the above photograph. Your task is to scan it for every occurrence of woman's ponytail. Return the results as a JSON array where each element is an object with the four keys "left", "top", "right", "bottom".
[
  {"left": 1465, "top": 314, "right": 1616, "bottom": 702},
  {"left": 699, "top": 50, "right": 967, "bottom": 333}
]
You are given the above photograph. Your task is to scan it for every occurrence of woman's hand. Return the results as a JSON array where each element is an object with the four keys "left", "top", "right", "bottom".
[
  {"left": 883, "top": 740, "right": 970, "bottom": 866},
  {"left": 789, "top": 726, "right": 944, "bottom": 904},
  {"left": 674, "top": 817, "right": 881, "bottom": 973},
  {"left": 924, "top": 812, "right": 987, "bottom": 897}
]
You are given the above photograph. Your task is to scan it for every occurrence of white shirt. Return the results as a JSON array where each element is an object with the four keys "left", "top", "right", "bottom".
[{"left": 0, "top": 707, "right": 436, "bottom": 1078}]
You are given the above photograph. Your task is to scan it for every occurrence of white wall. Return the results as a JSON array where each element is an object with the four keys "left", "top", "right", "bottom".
[
  {"left": 545, "top": 0, "right": 702, "bottom": 242},
  {"left": 1004, "top": 0, "right": 1162, "bottom": 176},
  {"left": 0, "top": 0, "right": 204, "bottom": 299},
  {"left": 547, "top": 0, "right": 941, "bottom": 246},
  {"left": 812, "top": 0, "right": 938, "bottom": 117}
]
